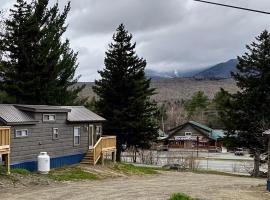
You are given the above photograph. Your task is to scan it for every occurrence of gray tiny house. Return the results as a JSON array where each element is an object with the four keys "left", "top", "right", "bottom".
[{"left": 0, "top": 104, "right": 112, "bottom": 171}]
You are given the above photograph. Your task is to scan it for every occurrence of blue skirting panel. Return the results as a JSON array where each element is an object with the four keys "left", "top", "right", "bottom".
[{"left": 11, "top": 153, "right": 85, "bottom": 172}]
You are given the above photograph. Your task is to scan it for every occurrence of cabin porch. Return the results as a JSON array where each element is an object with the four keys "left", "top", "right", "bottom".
[
  {"left": 81, "top": 135, "right": 117, "bottom": 165},
  {"left": 0, "top": 127, "right": 11, "bottom": 174}
]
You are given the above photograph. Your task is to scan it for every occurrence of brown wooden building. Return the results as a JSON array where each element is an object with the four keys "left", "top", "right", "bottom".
[{"left": 166, "top": 121, "right": 224, "bottom": 150}]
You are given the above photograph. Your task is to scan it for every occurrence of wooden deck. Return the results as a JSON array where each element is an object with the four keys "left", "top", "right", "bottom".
[
  {"left": 0, "top": 127, "right": 11, "bottom": 174},
  {"left": 81, "top": 136, "right": 116, "bottom": 165}
]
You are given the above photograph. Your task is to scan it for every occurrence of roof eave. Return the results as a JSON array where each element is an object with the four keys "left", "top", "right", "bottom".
[
  {"left": 6, "top": 121, "right": 39, "bottom": 125},
  {"left": 67, "top": 119, "right": 106, "bottom": 123},
  {"left": 15, "top": 105, "right": 71, "bottom": 113}
]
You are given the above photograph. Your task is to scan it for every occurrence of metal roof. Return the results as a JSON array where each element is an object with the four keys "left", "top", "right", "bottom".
[
  {"left": 0, "top": 104, "right": 105, "bottom": 125},
  {"left": 0, "top": 105, "right": 38, "bottom": 125},
  {"left": 61, "top": 106, "right": 106, "bottom": 122},
  {"left": 168, "top": 121, "right": 225, "bottom": 141}
]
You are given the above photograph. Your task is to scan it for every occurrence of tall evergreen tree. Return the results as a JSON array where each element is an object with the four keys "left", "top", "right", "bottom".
[
  {"left": 0, "top": 0, "right": 84, "bottom": 105},
  {"left": 93, "top": 24, "right": 159, "bottom": 161},
  {"left": 218, "top": 30, "right": 270, "bottom": 177}
]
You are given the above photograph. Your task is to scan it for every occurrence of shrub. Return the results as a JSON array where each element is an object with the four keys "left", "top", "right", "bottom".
[{"left": 168, "top": 193, "right": 197, "bottom": 200}]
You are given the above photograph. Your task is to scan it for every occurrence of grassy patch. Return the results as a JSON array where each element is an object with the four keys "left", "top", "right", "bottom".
[
  {"left": 191, "top": 169, "right": 250, "bottom": 178},
  {"left": 168, "top": 193, "right": 197, "bottom": 200},
  {"left": 11, "top": 168, "right": 31, "bottom": 175},
  {"left": 48, "top": 167, "right": 99, "bottom": 181},
  {"left": 113, "top": 163, "right": 158, "bottom": 175}
]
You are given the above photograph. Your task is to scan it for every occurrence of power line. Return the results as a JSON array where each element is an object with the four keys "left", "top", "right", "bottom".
[{"left": 194, "top": 0, "right": 270, "bottom": 15}]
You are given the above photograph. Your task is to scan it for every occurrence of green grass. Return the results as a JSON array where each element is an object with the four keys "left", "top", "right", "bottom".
[
  {"left": 113, "top": 163, "right": 159, "bottom": 175},
  {"left": 48, "top": 167, "right": 99, "bottom": 181},
  {"left": 191, "top": 169, "right": 251, "bottom": 178},
  {"left": 168, "top": 193, "right": 197, "bottom": 200},
  {"left": 11, "top": 168, "right": 31, "bottom": 175}
]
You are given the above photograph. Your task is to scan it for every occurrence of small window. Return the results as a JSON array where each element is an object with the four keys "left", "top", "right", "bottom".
[
  {"left": 96, "top": 126, "right": 102, "bottom": 135},
  {"left": 15, "top": 129, "right": 28, "bottom": 138},
  {"left": 43, "top": 114, "right": 56, "bottom": 122},
  {"left": 185, "top": 132, "right": 192, "bottom": 136},
  {"left": 96, "top": 126, "right": 102, "bottom": 140},
  {"left": 74, "top": 127, "right": 81, "bottom": 146},
  {"left": 52, "top": 128, "right": 59, "bottom": 140}
]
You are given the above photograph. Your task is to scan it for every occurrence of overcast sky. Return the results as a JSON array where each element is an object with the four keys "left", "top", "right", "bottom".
[{"left": 1, "top": 0, "right": 270, "bottom": 81}]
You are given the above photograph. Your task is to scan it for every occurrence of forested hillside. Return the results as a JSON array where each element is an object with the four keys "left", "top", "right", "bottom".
[{"left": 77, "top": 78, "right": 238, "bottom": 103}]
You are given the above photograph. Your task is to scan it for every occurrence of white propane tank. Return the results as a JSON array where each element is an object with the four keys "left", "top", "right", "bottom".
[{"left": 38, "top": 152, "right": 50, "bottom": 174}]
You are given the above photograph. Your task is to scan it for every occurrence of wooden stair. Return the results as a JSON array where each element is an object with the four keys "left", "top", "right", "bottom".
[
  {"left": 80, "top": 136, "right": 116, "bottom": 166},
  {"left": 81, "top": 149, "right": 95, "bottom": 165}
]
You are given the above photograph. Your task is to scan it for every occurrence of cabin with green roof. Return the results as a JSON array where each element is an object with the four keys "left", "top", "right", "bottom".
[{"left": 166, "top": 121, "right": 224, "bottom": 150}]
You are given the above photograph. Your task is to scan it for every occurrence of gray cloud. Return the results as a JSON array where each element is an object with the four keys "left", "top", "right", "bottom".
[{"left": 2, "top": 0, "right": 270, "bottom": 81}]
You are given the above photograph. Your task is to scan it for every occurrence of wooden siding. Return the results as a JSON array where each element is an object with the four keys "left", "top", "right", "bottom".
[
  {"left": 170, "top": 124, "right": 209, "bottom": 139},
  {"left": 10, "top": 112, "right": 102, "bottom": 164}
]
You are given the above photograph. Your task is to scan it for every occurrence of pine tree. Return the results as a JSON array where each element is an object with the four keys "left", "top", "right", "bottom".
[
  {"left": 0, "top": 0, "right": 84, "bottom": 105},
  {"left": 219, "top": 30, "right": 270, "bottom": 177},
  {"left": 93, "top": 24, "right": 159, "bottom": 161}
]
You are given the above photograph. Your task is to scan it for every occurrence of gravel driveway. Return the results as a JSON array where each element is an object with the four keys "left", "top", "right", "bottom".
[{"left": 1, "top": 171, "right": 269, "bottom": 200}]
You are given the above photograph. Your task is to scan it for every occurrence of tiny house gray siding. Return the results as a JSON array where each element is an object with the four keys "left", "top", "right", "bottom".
[{"left": 10, "top": 112, "right": 101, "bottom": 164}]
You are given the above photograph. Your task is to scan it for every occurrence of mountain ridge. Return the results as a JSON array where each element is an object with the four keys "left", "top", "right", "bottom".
[{"left": 145, "top": 59, "right": 238, "bottom": 80}]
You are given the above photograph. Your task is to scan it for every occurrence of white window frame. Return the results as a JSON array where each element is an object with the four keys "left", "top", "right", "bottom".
[
  {"left": 15, "top": 129, "right": 28, "bottom": 138},
  {"left": 185, "top": 132, "right": 192, "bottom": 136},
  {"left": 96, "top": 125, "right": 102, "bottom": 136},
  {"left": 43, "top": 114, "right": 56, "bottom": 122},
  {"left": 52, "top": 128, "right": 59, "bottom": 140},
  {"left": 74, "top": 127, "right": 81, "bottom": 146},
  {"left": 89, "top": 125, "right": 94, "bottom": 147}
]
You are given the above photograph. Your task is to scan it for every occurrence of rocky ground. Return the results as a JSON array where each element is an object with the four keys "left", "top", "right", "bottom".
[{"left": 0, "top": 167, "right": 269, "bottom": 200}]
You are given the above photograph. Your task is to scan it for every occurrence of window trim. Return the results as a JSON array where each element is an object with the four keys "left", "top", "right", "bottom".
[
  {"left": 43, "top": 114, "right": 56, "bottom": 122},
  {"left": 185, "top": 132, "right": 192, "bottom": 136},
  {"left": 74, "top": 126, "right": 81, "bottom": 146},
  {"left": 15, "top": 129, "right": 29, "bottom": 138},
  {"left": 52, "top": 128, "right": 59, "bottom": 140}
]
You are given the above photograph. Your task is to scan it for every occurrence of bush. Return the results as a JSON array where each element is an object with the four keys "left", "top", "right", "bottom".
[{"left": 168, "top": 193, "right": 197, "bottom": 200}]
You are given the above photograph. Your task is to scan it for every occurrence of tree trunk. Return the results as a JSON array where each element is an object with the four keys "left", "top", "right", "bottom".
[
  {"left": 268, "top": 137, "right": 270, "bottom": 181},
  {"left": 116, "top": 135, "right": 122, "bottom": 162},
  {"left": 253, "top": 150, "right": 260, "bottom": 177},
  {"left": 133, "top": 148, "right": 137, "bottom": 163}
]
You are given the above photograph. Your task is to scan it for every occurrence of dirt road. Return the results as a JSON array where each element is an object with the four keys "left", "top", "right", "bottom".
[{"left": 1, "top": 171, "right": 269, "bottom": 200}]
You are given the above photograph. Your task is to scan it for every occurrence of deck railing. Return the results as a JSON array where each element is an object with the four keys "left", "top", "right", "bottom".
[
  {"left": 93, "top": 136, "right": 116, "bottom": 165},
  {"left": 0, "top": 127, "right": 10, "bottom": 152},
  {"left": 0, "top": 127, "right": 11, "bottom": 174}
]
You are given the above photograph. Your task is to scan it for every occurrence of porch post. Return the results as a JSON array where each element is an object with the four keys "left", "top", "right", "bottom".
[
  {"left": 101, "top": 152, "right": 104, "bottom": 166},
  {"left": 7, "top": 153, "right": 10, "bottom": 175},
  {"left": 112, "top": 151, "right": 116, "bottom": 163}
]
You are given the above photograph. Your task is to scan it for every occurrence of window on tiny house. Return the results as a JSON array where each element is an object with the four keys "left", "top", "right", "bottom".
[
  {"left": 15, "top": 129, "right": 28, "bottom": 137},
  {"left": 52, "top": 128, "right": 59, "bottom": 140},
  {"left": 96, "top": 125, "right": 102, "bottom": 140},
  {"left": 74, "top": 127, "right": 81, "bottom": 145},
  {"left": 43, "top": 114, "right": 56, "bottom": 122}
]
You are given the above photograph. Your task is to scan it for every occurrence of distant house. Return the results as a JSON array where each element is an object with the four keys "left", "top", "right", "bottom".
[
  {"left": 0, "top": 104, "right": 116, "bottom": 171},
  {"left": 166, "top": 121, "right": 224, "bottom": 150}
]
